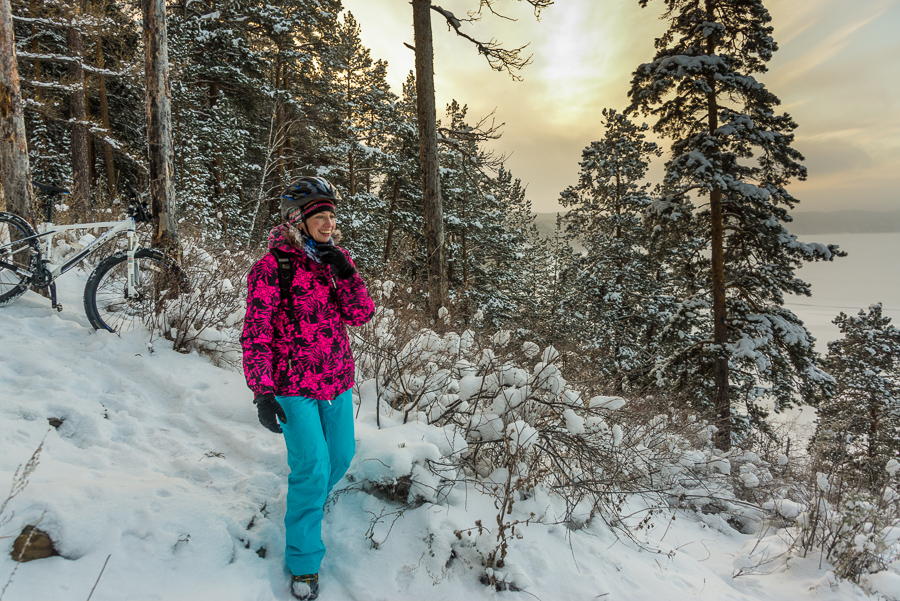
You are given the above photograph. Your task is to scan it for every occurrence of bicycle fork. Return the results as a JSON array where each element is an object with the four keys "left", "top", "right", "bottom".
[{"left": 125, "top": 231, "right": 139, "bottom": 299}]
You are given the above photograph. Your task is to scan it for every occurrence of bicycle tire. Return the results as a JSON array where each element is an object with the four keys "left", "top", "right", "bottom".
[
  {"left": 84, "top": 248, "right": 185, "bottom": 333},
  {"left": 0, "top": 212, "right": 41, "bottom": 306}
]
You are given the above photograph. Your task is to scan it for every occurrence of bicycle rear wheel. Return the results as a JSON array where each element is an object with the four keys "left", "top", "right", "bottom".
[
  {"left": 84, "top": 248, "right": 185, "bottom": 333},
  {"left": 0, "top": 212, "right": 40, "bottom": 306}
]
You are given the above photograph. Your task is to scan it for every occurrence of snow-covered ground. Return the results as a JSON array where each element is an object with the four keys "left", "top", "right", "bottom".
[{"left": 0, "top": 262, "right": 891, "bottom": 601}]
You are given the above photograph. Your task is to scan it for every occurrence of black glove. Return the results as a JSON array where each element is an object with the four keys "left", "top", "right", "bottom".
[
  {"left": 254, "top": 393, "right": 286, "bottom": 433},
  {"left": 317, "top": 244, "right": 357, "bottom": 280}
]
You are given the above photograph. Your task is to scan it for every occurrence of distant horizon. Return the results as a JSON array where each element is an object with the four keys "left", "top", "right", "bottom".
[
  {"left": 531, "top": 208, "right": 900, "bottom": 235},
  {"left": 533, "top": 207, "right": 900, "bottom": 215}
]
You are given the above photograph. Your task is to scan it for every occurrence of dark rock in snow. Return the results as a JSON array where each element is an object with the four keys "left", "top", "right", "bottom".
[{"left": 11, "top": 525, "right": 58, "bottom": 562}]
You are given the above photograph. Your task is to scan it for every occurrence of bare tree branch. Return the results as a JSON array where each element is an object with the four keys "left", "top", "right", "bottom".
[
  {"left": 470, "top": 0, "right": 554, "bottom": 21},
  {"left": 431, "top": 4, "right": 535, "bottom": 80}
]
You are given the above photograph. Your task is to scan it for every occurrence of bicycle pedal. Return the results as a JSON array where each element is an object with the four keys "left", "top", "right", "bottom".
[{"left": 55, "top": 304, "right": 63, "bottom": 312}]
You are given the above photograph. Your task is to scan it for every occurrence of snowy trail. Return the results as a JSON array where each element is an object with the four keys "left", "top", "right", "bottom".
[{"left": 0, "top": 271, "right": 873, "bottom": 601}]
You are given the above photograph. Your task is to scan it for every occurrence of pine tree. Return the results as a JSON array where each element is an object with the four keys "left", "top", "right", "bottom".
[
  {"left": 812, "top": 304, "right": 900, "bottom": 488},
  {"left": 411, "top": 0, "right": 554, "bottom": 319},
  {"left": 12, "top": 0, "right": 142, "bottom": 214},
  {"left": 559, "top": 109, "right": 672, "bottom": 391},
  {"left": 439, "top": 101, "right": 531, "bottom": 327},
  {"left": 317, "top": 11, "right": 399, "bottom": 268},
  {"left": 492, "top": 164, "right": 549, "bottom": 333},
  {"left": 165, "top": 0, "right": 270, "bottom": 239},
  {"left": 379, "top": 71, "right": 424, "bottom": 272},
  {"left": 628, "top": 0, "right": 841, "bottom": 448}
]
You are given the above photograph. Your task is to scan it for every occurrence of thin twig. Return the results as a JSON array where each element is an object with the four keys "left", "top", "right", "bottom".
[{"left": 85, "top": 555, "right": 111, "bottom": 601}]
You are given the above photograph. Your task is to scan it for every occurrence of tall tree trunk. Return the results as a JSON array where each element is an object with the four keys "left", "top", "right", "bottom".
[
  {"left": 706, "top": 0, "right": 730, "bottom": 450},
  {"left": 68, "top": 24, "right": 92, "bottom": 218},
  {"left": 412, "top": 0, "right": 447, "bottom": 319},
  {"left": 142, "top": 0, "right": 178, "bottom": 251},
  {"left": 95, "top": 30, "right": 116, "bottom": 200},
  {"left": 0, "top": 0, "right": 33, "bottom": 221},
  {"left": 347, "top": 55, "right": 356, "bottom": 196},
  {"left": 710, "top": 186, "right": 730, "bottom": 449},
  {"left": 208, "top": 82, "right": 226, "bottom": 233},
  {"left": 383, "top": 181, "right": 400, "bottom": 263}
]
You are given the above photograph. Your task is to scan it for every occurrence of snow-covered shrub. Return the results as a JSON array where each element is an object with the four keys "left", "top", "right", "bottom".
[
  {"left": 351, "top": 301, "right": 733, "bottom": 587},
  {"left": 792, "top": 467, "right": 900, "bottom": 583}
]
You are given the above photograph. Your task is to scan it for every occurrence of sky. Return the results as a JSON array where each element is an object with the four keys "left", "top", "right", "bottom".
[{"left": 340, "top": 0, "right": 900, "bottom": 213}]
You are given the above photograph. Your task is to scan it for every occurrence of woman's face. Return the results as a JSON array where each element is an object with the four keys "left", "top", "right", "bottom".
[{"left": 303, "top": 211, "right": 336, "bottom": 244}]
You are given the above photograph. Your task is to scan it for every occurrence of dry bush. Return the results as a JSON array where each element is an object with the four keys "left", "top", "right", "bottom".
[
  {"left": 351, "top": 290, "right": 741, "bottom": 589},
  {"left": 146, "top": 235, "right": 254, "bottom": 368},
  {"left": 791, "top": 460, "right": 900, "bottom": 583}
]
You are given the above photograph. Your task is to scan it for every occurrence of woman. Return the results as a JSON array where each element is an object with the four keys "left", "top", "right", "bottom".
[{"left": 241, "top": 176, "right": 375, "bottom": 600}]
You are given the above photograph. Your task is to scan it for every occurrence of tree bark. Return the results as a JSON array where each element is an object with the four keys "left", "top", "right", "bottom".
[
  {"left": 383, "top": 180, "right": 400, "bottom": 263},
  {"left": 68, "top": 24, "right": 92, "bottom": 218},
  {"left": 142, "top": 0, "right": 178, "bottom": 251},
  {"left": 0, "top": 0, "right": 34, "bottom": 221},
  {"left": 412, "top": 0, "right": 447, "bottom": 319},
  {"left": 95, "top": 28, "right": 116, "bottom": 200},
  {"left": 710, "top": 186, "right": 730, "bottom": 449},
  {"left": 208, "top": 82, "right": 226, "bottom": 233},
  {"left": 706, "top": 0, "right": 730, "bottom": 451}
]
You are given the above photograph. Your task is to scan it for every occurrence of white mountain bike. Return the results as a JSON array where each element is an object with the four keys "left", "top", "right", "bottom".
[{"left": 0, "top": 182, "right": 185, "bottom": 333}]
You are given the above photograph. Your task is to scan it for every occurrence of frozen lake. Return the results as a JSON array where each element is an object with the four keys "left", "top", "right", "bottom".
[
  {"left": 786, "top": 232, "right": 900, "bottom": 348},
  {"left": 777, "top": 232, "right": 900, "bottom": 432}
]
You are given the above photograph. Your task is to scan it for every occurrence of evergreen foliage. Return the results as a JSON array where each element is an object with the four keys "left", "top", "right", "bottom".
[
  {"left": 13, "top": 0, "right": 142, "bottom": 210},
  {"left": 8, "top": 0, "right": 862, "bottom": 447},
  {"left": 813, "top": 303, "right": 900, "bottom": 488},
  {"left": 627, "top": 0, "right": 841, "bottom": 444},
  {"left": 559, "top": 109, "right": 672, "bottom": 391},
  {"left": 317, "top": 11, "right": 397, "bottom": 269}
]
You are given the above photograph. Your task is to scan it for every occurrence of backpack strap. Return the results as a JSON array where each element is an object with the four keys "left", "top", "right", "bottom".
[
  {"left": 269, "top": 247, "right": 294, "bottom": 301},
  {"left": 269, "top": 248, "right": 302, "bottom": 329}
]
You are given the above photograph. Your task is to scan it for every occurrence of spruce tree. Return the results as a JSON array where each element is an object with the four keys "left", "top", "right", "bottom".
[
  {"left": 379, "top": 72, "right": 424, "bottom": 272},
  {"left": 559, "top": 109, "right": 671, "bottom": 391},
  {"left": 812, "top": 304, "right": 900, "bottom": 488},
  {"left": 318, "top": 11, "right": 399, "bottom": 267},
  {"left": 12, "top": 0, "right": 142, "bottom": 212},
  {"left": 627, "top": 0, "right": 841, "bottom": 448}
]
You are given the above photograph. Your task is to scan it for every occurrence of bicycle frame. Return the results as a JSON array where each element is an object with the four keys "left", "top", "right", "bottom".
[
  {"left": 38, "top": 217, "right": 138, "bottom": 282},
  {"left": 0, "top": 215, "right": 142, "bottom": 298}
]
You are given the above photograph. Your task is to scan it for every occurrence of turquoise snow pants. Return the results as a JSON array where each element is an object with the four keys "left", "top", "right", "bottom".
[{"left": 276, "top": 388, "right": 355, "bottom": 576}]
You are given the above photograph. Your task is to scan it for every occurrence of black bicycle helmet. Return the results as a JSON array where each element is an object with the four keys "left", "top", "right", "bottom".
[{"left": 280, "top": 176, "right": 340, "bottom": 222}]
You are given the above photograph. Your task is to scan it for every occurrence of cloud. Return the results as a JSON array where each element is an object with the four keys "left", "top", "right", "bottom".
[
  {"left": 343, "top": 0, "right": 900, "bottom": 213},
  {"left": 770, "top": 12, "right": 883, "bottom": 87}
]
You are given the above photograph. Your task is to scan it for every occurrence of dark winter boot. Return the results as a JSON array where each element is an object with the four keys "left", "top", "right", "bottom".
[{"left": 291, "top": 573, "right": 319, "bottom": 600}]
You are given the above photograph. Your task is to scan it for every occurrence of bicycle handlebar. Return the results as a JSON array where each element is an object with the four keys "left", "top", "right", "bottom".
[{"left": 123, "top": 182, "right": 153, "bottom": 223}]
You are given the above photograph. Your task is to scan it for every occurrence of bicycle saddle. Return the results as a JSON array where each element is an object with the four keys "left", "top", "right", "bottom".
[{"left": 33, "top": 182, "right": 70, "bottom": 195}]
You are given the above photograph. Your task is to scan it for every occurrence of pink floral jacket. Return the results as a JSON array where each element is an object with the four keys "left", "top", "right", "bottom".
[{"left": 241, "top": 226, "right": 375, "bottom": 401}]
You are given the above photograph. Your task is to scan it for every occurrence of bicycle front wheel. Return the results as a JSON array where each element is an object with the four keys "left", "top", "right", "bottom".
[
  {"left": 0, "top": 212, "right": 41, "bottom": 306},
  {"left": 84, "top": 248, "right": 185, "bottom": 333}
]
